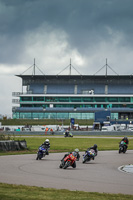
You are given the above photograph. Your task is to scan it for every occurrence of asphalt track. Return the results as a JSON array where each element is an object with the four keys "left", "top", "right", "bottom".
[{"left": 0, "top": 150, "right": 133, "bottom": 195}]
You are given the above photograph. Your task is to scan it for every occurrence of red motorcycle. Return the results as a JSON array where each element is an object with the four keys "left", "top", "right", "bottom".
[{"left": 59, "top": 152, "right": 77, "bottom": 169}]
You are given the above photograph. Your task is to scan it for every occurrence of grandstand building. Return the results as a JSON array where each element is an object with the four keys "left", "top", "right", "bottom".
[{"left": 12, "top": 61, "right": 133, "bottom": 120}]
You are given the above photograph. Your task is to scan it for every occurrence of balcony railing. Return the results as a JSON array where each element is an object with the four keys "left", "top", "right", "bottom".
[
  {"left": 12, "top": 91, "right": 33, "bottom": 96},
  {"left": 12, "top": 106, "right": 19, "bottom": 112},
  {"left": 12, "top": 99, "right": 20, "bottom": 104},
  {"left": 12, "top": 92, "right": 22, "bottom": 97}
]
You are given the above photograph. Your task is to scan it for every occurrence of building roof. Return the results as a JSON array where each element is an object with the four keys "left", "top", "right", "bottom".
[
  {"left": 16, "top": 74, "right": 133, "bottom": 79},
  {"left": 16, "top": 74, "right": 133, "bottom": 86}
]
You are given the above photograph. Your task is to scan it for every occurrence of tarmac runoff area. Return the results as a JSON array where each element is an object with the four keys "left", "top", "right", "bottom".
[{"left": 0, "top": 150, "right": 133, "bottom": 195}]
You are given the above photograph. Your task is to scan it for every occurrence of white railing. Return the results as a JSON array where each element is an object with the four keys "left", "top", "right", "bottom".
[
  {"left": 12, "top": 99, "right": 20, "bottom": 103},
  {"left": 12, "top": 106, "right": 19, "bottom": 111},
  {"left": 12, "top": 92, "right": 22, "bottom": 97}
]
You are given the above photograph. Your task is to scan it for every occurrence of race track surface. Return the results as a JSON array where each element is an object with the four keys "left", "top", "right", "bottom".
[{"left": 0, "top": 150, "right": 133, "bottom": 195}]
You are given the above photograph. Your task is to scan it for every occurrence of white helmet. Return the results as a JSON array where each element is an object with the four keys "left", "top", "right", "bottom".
[
  {"left": 75, "top": 148, "right": 79, "bottom": 153},
  {"left": 45, "top": 139, "right": 49, "bottom": 142}
]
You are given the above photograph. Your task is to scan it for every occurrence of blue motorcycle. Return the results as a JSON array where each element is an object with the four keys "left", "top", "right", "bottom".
[
  {"left": 36, "top": 146, "right": 47, "bottom": 160},
  {"left": 82, "top": 149, "right": 95, "bottom": 163}
]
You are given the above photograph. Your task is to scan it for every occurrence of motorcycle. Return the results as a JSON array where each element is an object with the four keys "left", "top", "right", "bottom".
[
  {"left": 119, "top": 141, "right": 127, "bottom": 153},
  {"left": 36, "top": 146, "right": 47, "bottom": 160},
  {"left": 82, "top": 149, "right": 95, "bottom": 163},
  {"left": 59, "top": 152, "right": 77, "bottom": 169},
  {"left": 63, "top": 132, "right": 73, "bottom": 137}
]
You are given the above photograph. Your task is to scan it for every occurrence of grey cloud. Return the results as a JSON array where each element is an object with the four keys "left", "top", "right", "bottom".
[{"left": 0, "top": 0, "right": 133, "bottom": 64}]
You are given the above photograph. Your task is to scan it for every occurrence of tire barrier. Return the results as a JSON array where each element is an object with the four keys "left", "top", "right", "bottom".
[{"left": 0, "top": 140, "right": 27, "bottom": 151}]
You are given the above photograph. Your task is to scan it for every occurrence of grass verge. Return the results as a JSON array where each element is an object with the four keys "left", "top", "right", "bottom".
[
  {"left": 0, "top": 183, "right": 132, "bottom": 200},
  {"left": 0, "top": 136, "right": 133, "bottom": 155},
  {"left": 17, "top": 136, "right": 133, "bottom": 152}
]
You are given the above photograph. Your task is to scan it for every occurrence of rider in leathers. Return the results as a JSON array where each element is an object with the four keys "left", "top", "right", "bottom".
[
  {"left": 61, "top": 148, "right": 80, "bottom": 161},
  {"left": 86, "top": 144, "right": 98, "bottom": 160},
  {"left": 41, "top": 139, "right": 50, "bottom": 155},
  {"left": 120, "top": 136, "right": 129, "bottom": 151}
]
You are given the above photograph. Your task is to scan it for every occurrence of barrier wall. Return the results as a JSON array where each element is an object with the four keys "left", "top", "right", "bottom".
[{"left": 0, "top": 140, "right": 27, "bottom": 151}]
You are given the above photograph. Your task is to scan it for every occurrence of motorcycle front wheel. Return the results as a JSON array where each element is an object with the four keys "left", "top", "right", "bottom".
[
  {"left": 63, "top": 161, "right": 71, "bottom": 169},
  {"left": 119, "top": 148, "right": 121, "bottom": 154},
  {"left": 36, "top": 155, "right": 39, "bottom": 160},
  {"left": 59, "top": 161, "right": 64, "bottom": 168},
  {"left": 72, "top": 161, "right": 76, "bottom": 168},
  {"left": 123, "top": 147, "right": 127, "bottom": 153},
  {"left": 82, "top": 156, "right": 88, "bottom": 163},
  {"left": 38, "top": 153, "right": 42, "bottom": 160}
]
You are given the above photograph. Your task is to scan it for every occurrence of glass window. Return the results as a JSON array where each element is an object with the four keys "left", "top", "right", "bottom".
[
  {"left": 57, "top": 113, "right": 69, "bottom": 119},
  {"left": 45, "top": 97, "right": 56, "bottom": 102},
  {"left": 20, "top": 113, "right": 32, "bottom": 119},
  {"left": 45, "top": 113, "right": 57, "bottom": 119},
  {"left": 119, "top": 97, "right": 130, "bottom": 102},
  {"left": 108, "top": 97, "right": 118, "bottom": 102},
  {"left": 70, "top": 97, "right": 81, "bottom": 102},
  {"left": 95, "top": 97, "right": 106, "bottom": 102},
  {"left": 69, "top": 113, "right": 81, "bottom": 119},
  {"left": 111, "top": 113, "right": 118, "bottom": 119},
  {"left": 58, "top": 97, "right": 69, "bottom": 102},
  {"left": 82, "top": 97, "right": 93, "bottom": 102},
  {"left": 112, "top": 104, "right": 123, "bottom": 108},
  {"left": 32, "top": 113, "right": 44, "bottom": 119},
  {"left": 21, "top": 104, "right": 32, "bottom": 107},
  {"left": 13, "top": 112, "right": 19, "bottom": 119},
  {"left": 127, "top": 104, "right": 133, "bottom": 108},
  {"left": 33, "top": 97, "right": 44, "bottom": 101},
  {"left": 21, "top": 97, "right": 32, "bottom": 101},
  {"left": 82, "top": 113, "right": 94, "bottom": 119}
]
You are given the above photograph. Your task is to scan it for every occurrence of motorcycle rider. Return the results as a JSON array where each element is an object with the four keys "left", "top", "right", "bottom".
[
  {"left": 41, "top": 139, "right": 50, "bottom": 155},
  {"left": 65, "top": 130, "right": 69, "bottom": 137},
  {"left": 86, "top": 144, "right": 98, "bottom": 160},
  {"left": 74, "top": 148, "right": 80, "bottom": 161},
  {"left": 120, "top": 136, "right": 129, "bottom": 150},
  {"left": 61, "top": 148, "right": 80, "bottom": 162}
]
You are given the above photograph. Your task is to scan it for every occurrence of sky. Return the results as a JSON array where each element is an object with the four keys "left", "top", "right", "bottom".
[{"left": 0, "top": 0, "right": 133, "bottom": 117}]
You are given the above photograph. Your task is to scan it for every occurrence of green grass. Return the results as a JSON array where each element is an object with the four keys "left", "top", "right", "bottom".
[
  {"left": 0, "top": 183, "right": 132, "bottom": 200},
  {"left": 0, "top": 136, "right": 133, "bottom": 155},
  {"left": 24, "top": 137, "right": 133, "bottom": 151}
]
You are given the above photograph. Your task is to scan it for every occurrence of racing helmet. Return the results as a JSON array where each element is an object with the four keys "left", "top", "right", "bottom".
[
  {"left": 45, "top": 139, "right": 49, "bottom": 142},
  {"left": 93, "top": 144, "right": 97, "bottom": 150},
  {"left": 74, "top": 148, "right": 79, "bottom": 153},
  {"left": 124, "top": 136, "right": 127, "bottom": 140}
]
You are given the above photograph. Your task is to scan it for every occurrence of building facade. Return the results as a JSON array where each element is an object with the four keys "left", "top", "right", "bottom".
[{"left": 12, "top": 74, "right": 133, "bottom": 120}]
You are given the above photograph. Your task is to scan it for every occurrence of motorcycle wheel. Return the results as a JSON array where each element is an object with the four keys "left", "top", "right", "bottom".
[
  {"left": 59, "top": 164, "right": 63, "bottom": 168},
  {"left": 119, "top": 148, "right": 121, "bottom": 154},
  {"left": 38, "top": 154, "right": 42, "bottom": 160},
  {"left": 59, "top": 160, "right": 65, "bottom": 168},
  {"left": 63, "top": 161, "right": 71, "bottom": 169},
  {"left": 123, "top": 147, "right": 126, "bottom": 153},
  {"left": 82, "top": 156, "right": 88, "bottom": 163},
  {"left": 36, "top": 152, "right": 40, "bottom": 160},
  {"left": 36, "top": 155, "right": 39, "bottom": 160},
  {"left": 72, "top": 161, "right": 76, "bottom": 168},
  {"left": 59, "top": 161, "right": 64, "bottom": 168}
]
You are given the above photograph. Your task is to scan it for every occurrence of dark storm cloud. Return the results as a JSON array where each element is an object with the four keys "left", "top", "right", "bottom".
[{"left": 0, "top": 0, "right": 133, "bottom": 64}]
